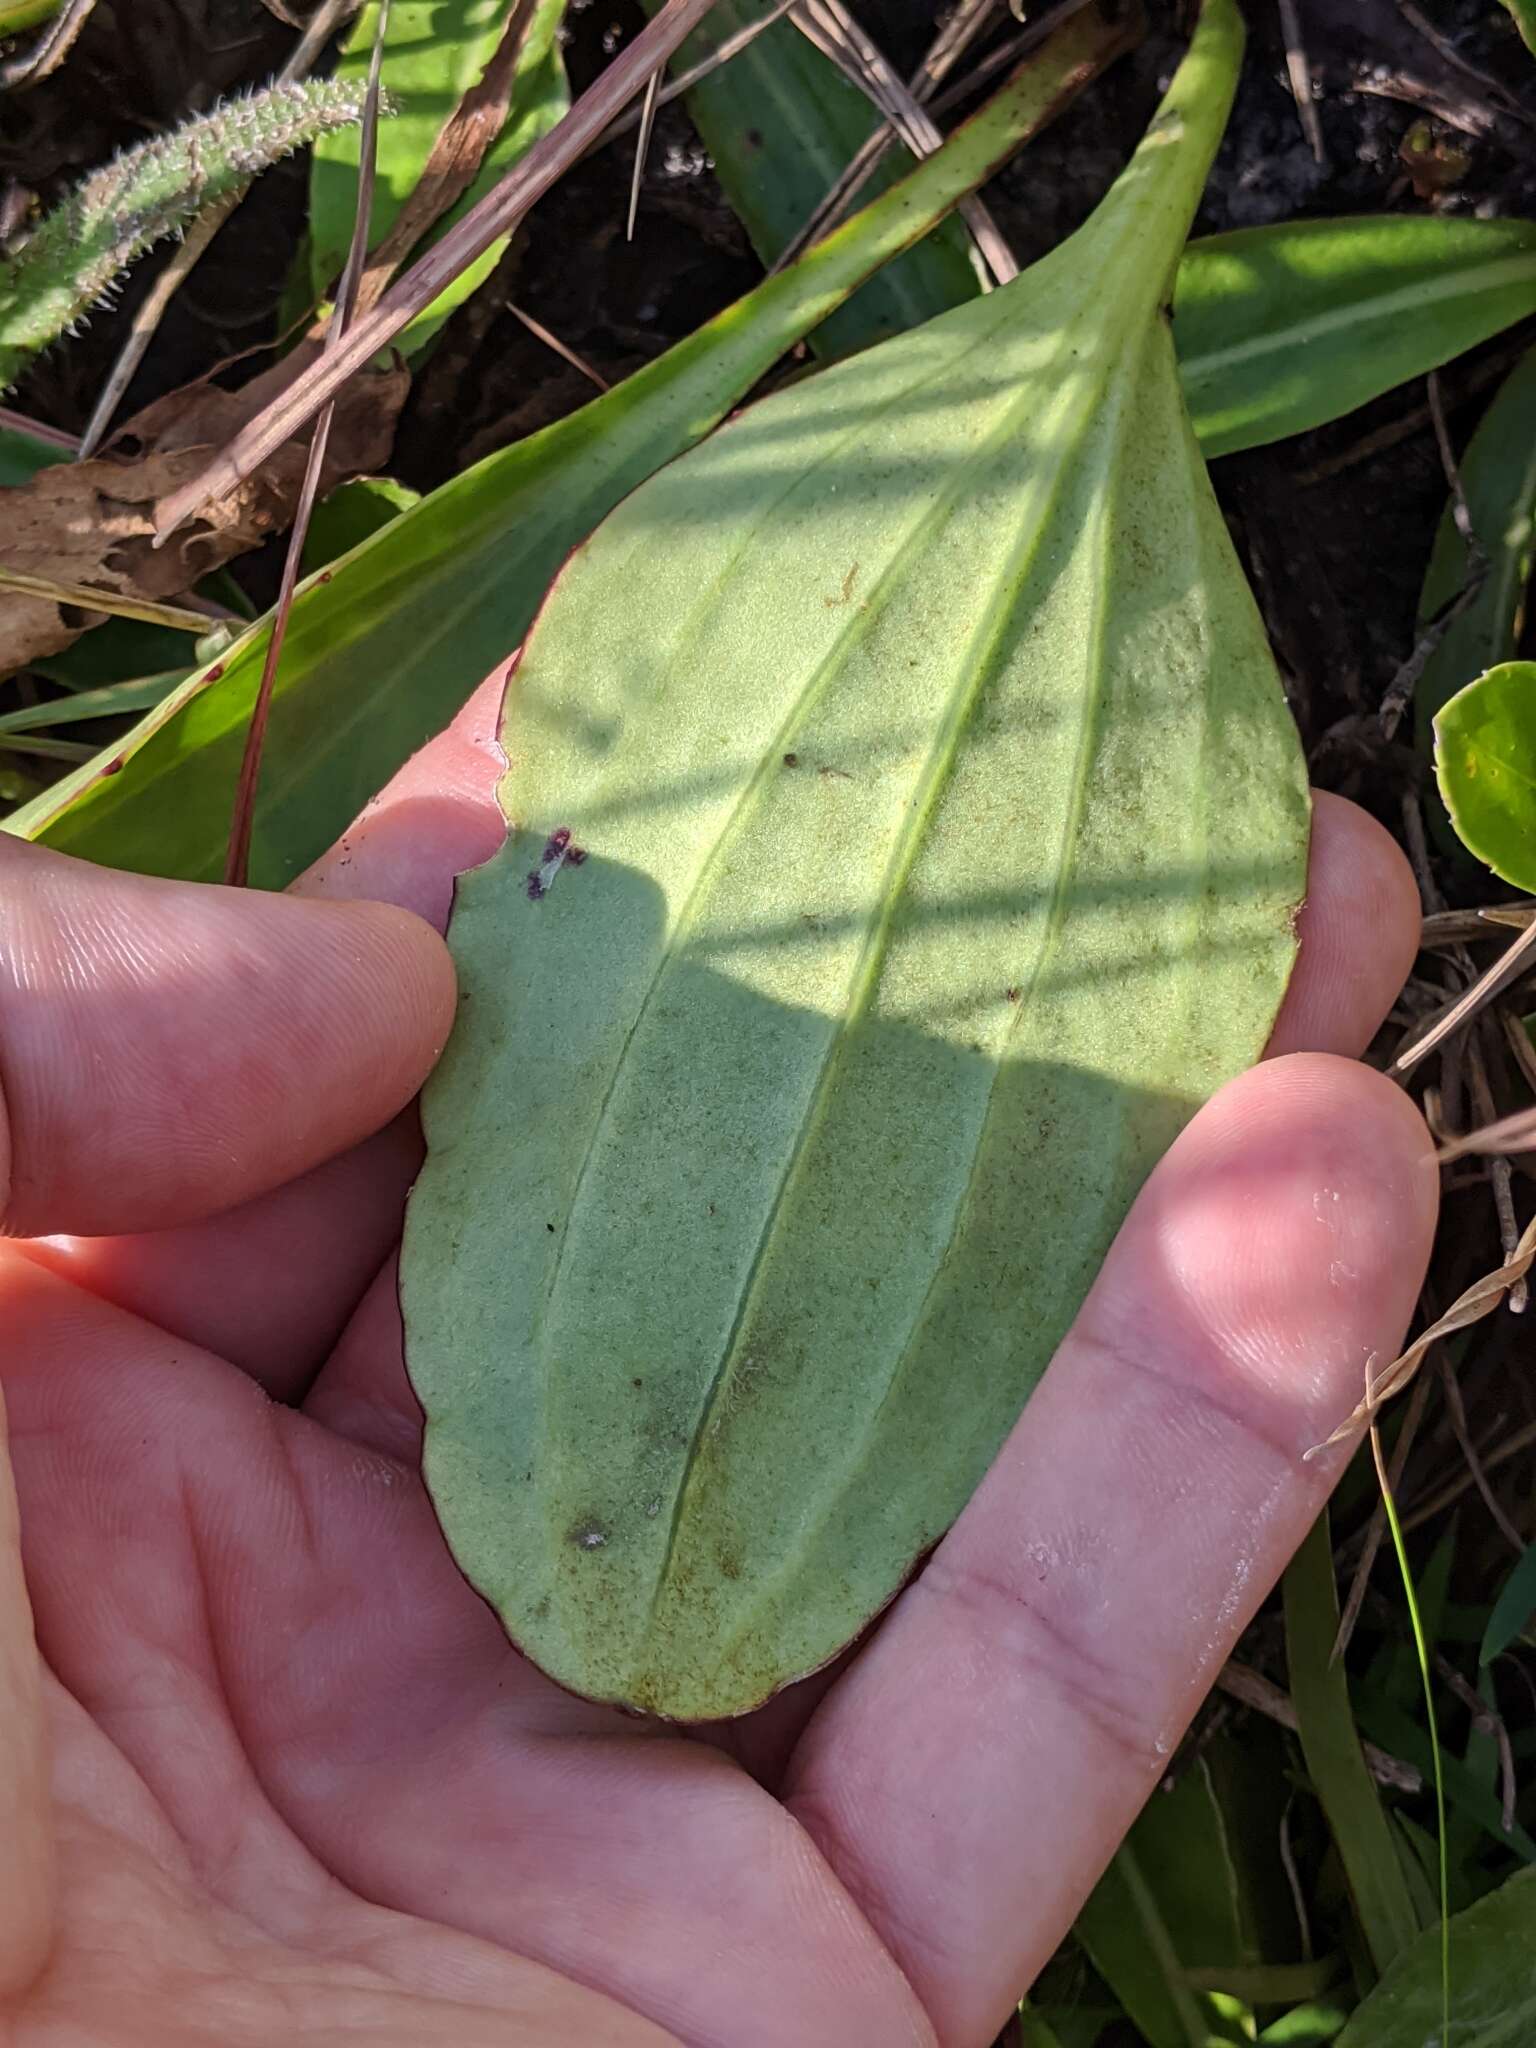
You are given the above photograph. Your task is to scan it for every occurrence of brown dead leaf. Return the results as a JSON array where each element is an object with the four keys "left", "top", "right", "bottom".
[{"left": 0, "top": 342, "right": 405, "bottom": 672}]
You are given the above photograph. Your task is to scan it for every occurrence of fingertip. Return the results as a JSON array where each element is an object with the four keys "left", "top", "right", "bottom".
[
  {"left": 1268, "top": 793, "right": 1421, "bottom": 1059},
  {"left": 1108, "top": 1050, "right": 1438, "bottom": 1451}
]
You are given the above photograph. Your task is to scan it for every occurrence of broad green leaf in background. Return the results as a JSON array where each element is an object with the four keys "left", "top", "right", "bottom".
[
  {"left": 1283, "top": 1513, "right": 1422, "bottom": 1982},
  {"left": 401, "top": 0, "right": 1311, "bottom": 1719},
  {"left": 1174, "top": 216, "right": 1536, "bottom": 457},
  {"left": 308, "top": 0, "right": 568, "bottom": 355},
  {"left": 1481, "top": 1539, "right": 1536, "bottom": 1668},
  {"left": 301, "top": 476, "right": 421, "bottom": 573},
  {"left": 642, "top": 0, "right": 981, "bottom": 359},
  {"left": 1417, "top": 344, "right": 1536, "bottom": 749},
  {"left": 1336, "top": 1866, "right": 1536, "bottom": 2046},
  {"left": 7, "top": 7, "right": 1123, "bottom": 878},
  {"left": 1502, "top": 0, "right": 1536, "bottom": 57},
  {"left": 1258, "top": 2005, "right": 1350, "bottom": 2046},
  {"left": 1435, "top": 660, "right": 1536, "bottom": 891}
]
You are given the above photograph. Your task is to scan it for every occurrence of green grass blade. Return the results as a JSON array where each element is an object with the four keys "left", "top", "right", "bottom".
[
  {"left": 7, "top": 9, "right": 1119, "bottom": 882},
  {"left": 642, "top": 0, "right": 980, "bottom": 357},
  {"left": 1283, "top": 1510, "right": 1422, "bottom": 1982},
  {"left": 0, "top": 672, "right": 185, "bottom": 734},
  {"left": 1370, "top": 1425, "right": 1450, "bottom": 2046},
  {"left": 1175, "top": 216, "right": 1536, "bottom": 456}
]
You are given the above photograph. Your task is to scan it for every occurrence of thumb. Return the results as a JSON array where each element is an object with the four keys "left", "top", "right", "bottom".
[
  {"left": 0, "top": 1385, "right": 50, "bottom": 1999},
  {"left": 0, "top": 837, "right": 456, "bottom": 1238}
]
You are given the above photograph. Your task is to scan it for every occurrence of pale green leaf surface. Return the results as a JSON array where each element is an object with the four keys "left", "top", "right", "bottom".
[
  {"left": 643, "top": 0, "right": 980, "bottom": 358},
  {"left": 1418, "top": 345, "right": 1536, "bottom": 747},
  {"left": 1174, "top": 215, "right": 1536, "bottom": 457},
  {"left": 1435, "top": 660, "right": 1536, "bottom": 892},
  {"left": 301, "top": 476, "right": 421, "bottom": 574},
  {"left": 8, "top": 12, "right": 1117, "bottom": 883},
  {"left": 1336, "top": 1867, "right": 1536, "bottom": 2046},
  {"left": 401, "top": 0, "right": 1310, "bottom": 1720}
]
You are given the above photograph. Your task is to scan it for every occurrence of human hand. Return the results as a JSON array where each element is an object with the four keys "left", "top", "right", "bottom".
[{"left": 0, "top": 680, "right": 1437, "bottom": 2048}]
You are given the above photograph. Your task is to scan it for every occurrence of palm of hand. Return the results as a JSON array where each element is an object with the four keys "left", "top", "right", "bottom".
[{"left": 0, "top": 691, "right": 1435, "bottom": 2048}]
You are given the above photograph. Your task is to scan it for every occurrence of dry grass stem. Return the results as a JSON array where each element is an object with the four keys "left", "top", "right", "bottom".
[{"left": 153, "top": 0, "right": 723, "bottom": 544}]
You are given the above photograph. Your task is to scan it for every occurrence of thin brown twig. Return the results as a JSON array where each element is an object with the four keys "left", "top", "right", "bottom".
[
  {"left": 1401, "top": 1416, "right": 1536, "bottom": 1533},
  {"left": 1438, "top": 1350, "right": 1527, "bottom": 1555},
  {"left": 1378, "top": 374, "right": 1490, "bottom": 741},
  {"left": 592, "top": 0, "right": 802, "bottom": 152},
  {"left": 1277, "top": 0, "right": 1326, "bottom": 164},
  {"left": 1470, "top": 1023, "right": 1528, "bottom": 1311},
  {"left": 1215, "top": 1661, "right": 1423, "bottom": 1794},
  {"left": 1391, "top": 918, "right": 1536, "bottom": 1077},
  {"left": 627, "top": 68, "right": 661, "bottom": 242},
  {"left": 791, "top": 0, "right": 1017, "bottom": 284},
  {"left": 154, "top": 0, "right": 723, "bottom": 543},
  {"left": 1421, "top": 904, "right": 1536, "bottom": 947},
  {"left": 772, "top": 0, "right": 1070, "bottom": 272},
  {"left": 505, "top": 301, "right": 609, "bottom": 390},
  {"left": 224, "top": 0, "right": 390, "bottom": 888}
]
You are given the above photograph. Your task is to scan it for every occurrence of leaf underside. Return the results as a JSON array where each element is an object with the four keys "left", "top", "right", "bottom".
[{"left": 407, "top": 0, "right": 1311, "bottom": 1721}]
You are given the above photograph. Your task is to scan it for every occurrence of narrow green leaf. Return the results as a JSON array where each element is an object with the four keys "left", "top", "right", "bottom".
[
  {"left": 1076, "top": 1755, "right": 1266, "bottom": 2047},
  {"left": 308, "top": 0, "right": 568, "bottom": 354},
  {"left": 1174, "top": 216, "right": 1536, "bottom": 458},
  {"left": 643, "top": 0, "right": 980, "bottom": 358},
  {"left": 1076, "top": 1838, "right": 1247, "bottom": 2048},
  {"left": 8, "top": 10, "right": 1119, "bottom": 883},
  {"left": 1336, "top": 1866, "right": 1536, "bottom": 2046},
  {"left": 1434, "top": 660, "right": 1536, "bottom": 891},
  {"left": 0, "top": 672, "right": 184, "bottom": 734},
  {"left": 1481, "top": 1539, "right": 1536, "bottom": 1667},
  {"left": 1284, "top": 1512, "right": 1422, "bottom": 1981},
  {"left": 401, "top": 0, "right": 1311, "bottom": 1719},
  {"left": 1417, "top": 345, "right": 1536, "bottom": 749}
]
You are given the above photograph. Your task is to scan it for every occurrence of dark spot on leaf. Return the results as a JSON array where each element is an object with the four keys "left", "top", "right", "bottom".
[
  {"left": 570, "top": 1520, "right": 609, "bottom": 1551},
  {"left": 745, "top": 126, "right": 763, "bottom": 148},
  {"left": 546, "top": 1221, "right": 556, "bottom": 1232},
  {"left": 632, "top": 1377, "right": 643, "bottom": 1389},
  {"left": 1005, "top": 986, "right": 1021, "bottom": 1002},
  {"left": 204, "top": 662, "right": 225, "bottom": 682},
  {"left": 783, "top": 752, "right": 799, "bottom": 768}
]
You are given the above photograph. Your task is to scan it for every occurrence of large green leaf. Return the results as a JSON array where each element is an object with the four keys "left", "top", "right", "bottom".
[
  {"left": 643, "top": 0, "right": 980, "bottom": 358},
  {"left": 1336, "top": 1867, "right": 1536, "bottom": 2046},
  {"left": 400, "top": 0, "right": 1310, "bottom": 1720},
  {"left": 1174, "top": 215, "right": 1536, "bottom": 457},
  {"left": 308, "top": 0, "right": 568, "bottom": 354},
  {"left": 1435, "top": 660, "right": 1536, "bottom": 891},
  {"left": 8, "top": 9, "right": 1122, "bottom": 883},
  {"left": 1417, "top": 345, "right": 1536, "bottom": 749}
]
